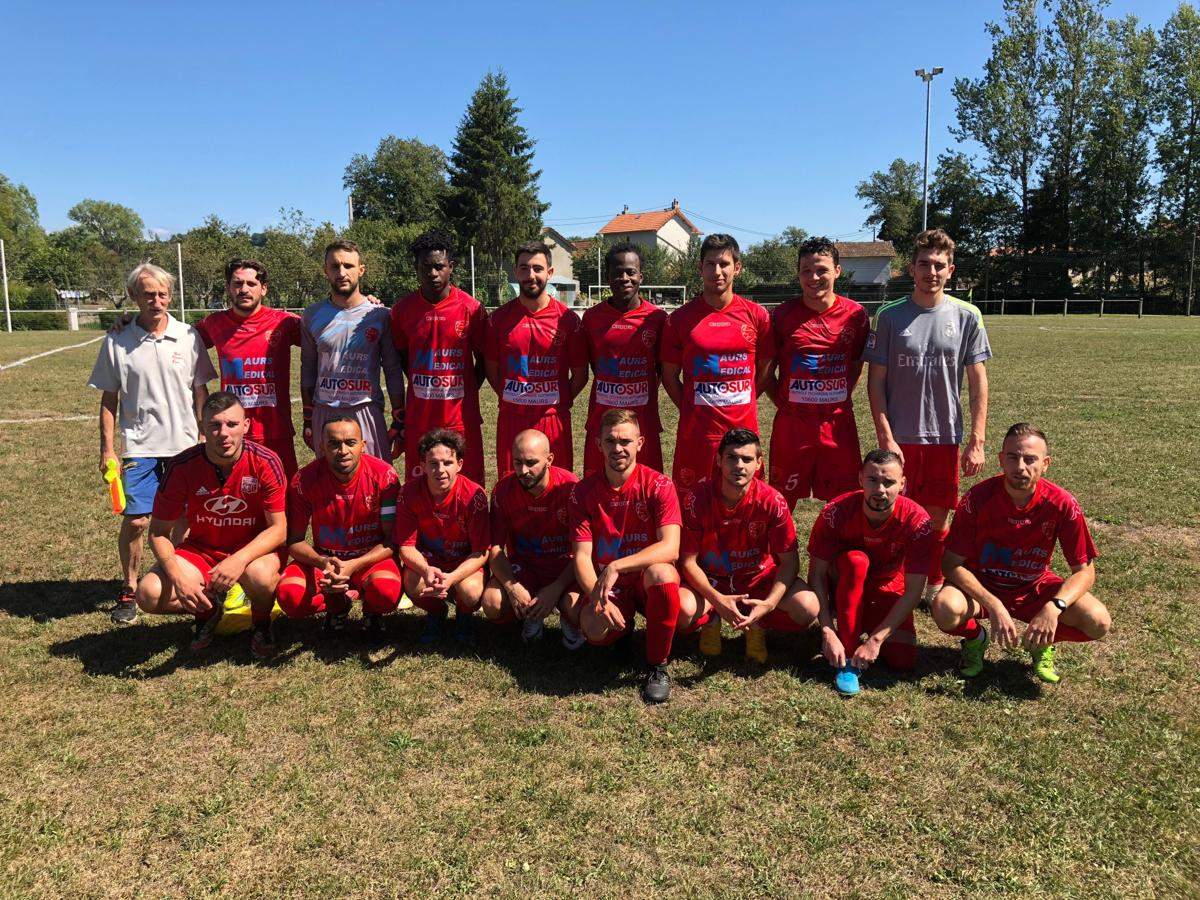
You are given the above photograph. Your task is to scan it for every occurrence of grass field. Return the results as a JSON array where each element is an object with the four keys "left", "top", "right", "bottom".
[{"left": 0, "top": 315, "right": 1197, "bottom": 898}]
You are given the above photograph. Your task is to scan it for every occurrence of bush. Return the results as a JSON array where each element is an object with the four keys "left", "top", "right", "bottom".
[
  {"left": 25, "top": 283, "right": 59, "bottom": 310},
  {"left": 11, "top": 311, "right": 68, "bottom": 330}
]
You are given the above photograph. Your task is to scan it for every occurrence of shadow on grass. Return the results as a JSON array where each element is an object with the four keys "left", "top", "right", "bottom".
[{"left": 0, "top": 579, "right": 117, "bottom": 621}]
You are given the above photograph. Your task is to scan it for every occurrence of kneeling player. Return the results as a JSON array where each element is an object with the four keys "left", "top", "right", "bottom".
[
  {"left": 680, "top": 429, "right": 818, "bottom": 665},
  {"left": 396, "top": 429, "right": 489, "bottom": 644},
  {"left": 274, "top": 416, "right": 403, "bottom": 649},
  {"left": 931, "top": 423, "right": 1111, "bottom": 683},
  {"left": 570, "top": 409, "right": 706, "bottom": 704},
  {"left": 481, "top": 429, "right": 584, "bottom": 646},
  {"left": 135, "top": 392, "right": 286, "bottom": 654},
  {"left": 808, "top": 449, "right": 933, "bottom": 695}
]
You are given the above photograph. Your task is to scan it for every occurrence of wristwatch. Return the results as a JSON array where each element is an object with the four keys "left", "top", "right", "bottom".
[{"left": 1051, "top": 597, "right": 1069, "bottom": 613}]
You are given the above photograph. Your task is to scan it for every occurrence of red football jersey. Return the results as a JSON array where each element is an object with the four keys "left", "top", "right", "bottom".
[
  {"left": 287, "top": 454, "right": 399, "bottom": 560},
  {"left": 390, "top": 286, "right": 486, "bottom": 435},
  {"left": 569, "top": 464, "right": 681, "bottom": 572},
  {"left": 771, "top": 295, "right": 869, "bottom": 417},
  {"left": 195, "top": 306, "right": 301, "bottom": 440},
  {"left": 680, "top": 477, "right": 797, "bottom": 595},
  {"left": 808, "top": 490, "right": 934, "bottom": 591},
  {"left": 490, "top": 465, "right": 578, "bottom": 579},
  {"left": 581, "top": 298, "right": 667, "bottom": 436},
  {"left": 394, "top": 474, "right": 490, "bottom": 567},
  {"left": 660, "top": 294, "right": 772, "bottom": 436},
  {"left": 947, "top": 475, "right": 1098, "bottom": 591},
  {"left": 154, "top": 441, "right": 287, "bottom": 555},
  {"left": 484, "top": 297, "right": 587, "bottom": 419}
]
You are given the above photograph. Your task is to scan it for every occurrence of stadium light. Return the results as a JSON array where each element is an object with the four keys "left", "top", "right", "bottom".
[{"left": 915, "top": 67, "right": 944, "bottom": 232}]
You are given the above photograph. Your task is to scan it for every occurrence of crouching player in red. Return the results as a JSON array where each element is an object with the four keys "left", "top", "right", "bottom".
[
  {"left": 135, "top": 392, "right": 287, "bottom": 653},
  {"left": 679, "top": 428, "right": 819, "bottom": 665},
  {"left": 273, "top": 416, "right": 402, "bottom": 649},
  {"left": 570, "top": 409, "right": 707, "bottom": 704},
  {"left": 481, "top": 429, "right": 584, "bottom": 647},
  {"left": 396, "top": 429, "right": 489, "bottom": 645},
  {"left": 808, "top": 449, "right": 934, "bottom": 695},
  {"left": 931, "top": 423, "right": 1111, "bottom": 683}
]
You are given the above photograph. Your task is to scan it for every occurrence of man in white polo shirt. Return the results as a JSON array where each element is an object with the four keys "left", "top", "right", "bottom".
[{"left": 89, "top": 263, "right": 217, "bottom": 624}]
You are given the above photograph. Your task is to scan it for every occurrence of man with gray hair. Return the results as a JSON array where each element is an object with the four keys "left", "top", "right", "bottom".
[{"left": 88, "top": 262, "right": 217, "bottom": 624}]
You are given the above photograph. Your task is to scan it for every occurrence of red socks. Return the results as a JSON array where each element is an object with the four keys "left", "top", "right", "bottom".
[
  {"left": 362, "top": 577, "right": 403, "bottom": 615},
  {"left": 928, "top": 528, "right": 950, "bottom": 587},
  {"left": 643, "top": 582, "right": 681, "bottom": 666},
  {"left": 834, "top": 551, "right": 870, "bottom": 655}
]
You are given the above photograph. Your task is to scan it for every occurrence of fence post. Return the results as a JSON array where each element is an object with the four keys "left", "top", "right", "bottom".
[
  {"left": 1000, "top": 295, "right": 1006, "bottom": 315},
  {"left": 1063, "top": 297, "right": 1068, "bottom": 317},
  {"left": 1138, "top": 296, "right": 1143, "bottom": 319},
  {"left": 1099, "top": 295, "right": 1104, "bottom": 317}
]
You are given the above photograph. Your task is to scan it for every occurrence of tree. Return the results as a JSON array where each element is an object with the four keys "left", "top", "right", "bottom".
[
  {"left": 67, "top": 199, "right": 145, "bottom": 261},
  {"left": 856, "top": 159, "right": 922, "bottom": 256},
  {"left": 952, "top": 0, "right": 1050, "bottom": 254},
  {"left": 741, "top": 227, "right": 809, "bottom": 286},
  {"left": 443, "top": 71, "right": 548, "bottom": 272},
  {"left": 928, "top": 151, "right": 1015, "bottom": 258},
  {"left": 343, "top": 136, "right": 447, "bottom": 227},
  {"left": 175, "top": 216, "right": 254, "bottom": 309},
  {"left": 0, "top": 174, "right": 45, "bottom": 280}
]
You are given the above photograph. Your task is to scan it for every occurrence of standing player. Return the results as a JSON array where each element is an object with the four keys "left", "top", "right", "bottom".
[
  {"left": 808, "top": 450, "right": 934, "bottom": 696},
  {"left": 485, "top": 242, "right": 588, "bottom": 474},
  {"left": 89, "top": 263, "right": 216, "bottom": 624},
  {"left": 396, "top": 429, "right": 490, "bottom": 645},
  {"left": 679, "top": 429, "right": 819, "bottom": 665},
  {"left": 301, "top": 240, "right": 405, "bottom": 462},
  {"left": 570, "top": 409, "right": 707, "bottom": 704},
  {"left": 481, "top": 430, "right": 584, "bottom": 647},
  {"left": 661, "top": 233, "right": 772, "bottom": 488},
  {"left": 390, "top": 230, "right": 487, "bottom": 483},
  {"left": 274, "top": 416, "right": 403, "bottom": 648},
  {"left": 864, "top": 228, "right": 990, "bottom": 603},
  {"left": 768, "top": 237, "right": 870, "bottom": 510},
  {"left": 931, "top": 423, "right": 1111, "bottom": 683},
  {"left": 580, "top": 242, "right": 668, "bottom": 476},
  {"left": 134, "top": 392, "right": 287, "bottom": 654}
]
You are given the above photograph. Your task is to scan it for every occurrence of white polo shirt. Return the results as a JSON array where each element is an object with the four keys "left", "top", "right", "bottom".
[{"left": 88, "top": 314, "right": 217, "bottom": 458}]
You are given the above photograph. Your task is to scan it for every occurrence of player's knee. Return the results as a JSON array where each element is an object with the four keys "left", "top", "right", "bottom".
[
  {"left": 1082, "top": 598, "right": 1111, "bottom": 639},
  {"left": 241, "top": 558, "right": 280, "bottom": 599},
  {"left": 123, "top": 515, "right": 150, "bottom": 536},
  {"left": 929, "top": 586, "right": 966, "bottom": 630},
  {"left": 642, "top": 563, "right": 679, "bottom": 588},
  {"left": 363, "top": 575, "right": 402, "bottom": 614},
  {"left": 275, "top": 578, "right": 310, "bottom": 617},
  {"left": 134, "top": 573, "right": 162, "bottom": 612},
  {"left": 784, "top": 586, "right": 820, "bottom": 624},
  {"left": 480, "top": 582, "right": 505, "bottom": 620}
]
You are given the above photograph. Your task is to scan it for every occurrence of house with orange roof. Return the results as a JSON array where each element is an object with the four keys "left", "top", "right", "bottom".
[{"left": 598, "top": 200, "right": 701, "bottom": 257}]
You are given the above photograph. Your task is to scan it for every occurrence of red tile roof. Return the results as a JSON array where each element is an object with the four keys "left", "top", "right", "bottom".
[
  {"left": 599, "top": 207, "right": 701, "bottom": 236},
  {"left": 835, "top": 241, "right": 896, "bottom": 259}
]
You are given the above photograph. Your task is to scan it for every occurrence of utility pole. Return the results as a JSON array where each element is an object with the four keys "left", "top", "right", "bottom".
[{"left": 915, "top": 67, "right": 944, "bottom": 232}]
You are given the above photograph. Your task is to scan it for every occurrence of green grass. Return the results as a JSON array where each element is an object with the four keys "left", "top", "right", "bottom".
[{"left": 0, "top": 316, "right": 1197, "bottom": 897}]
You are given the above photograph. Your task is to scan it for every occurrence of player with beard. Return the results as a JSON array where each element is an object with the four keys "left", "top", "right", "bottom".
[
  {"left": 485, "top": 242, "right": 588, "bottom": 474},
  {"left": 481, "top": 429, "right": 584, "bottom": 646},
  {"left": 390, "top": 230, "right": 487, "bottom": 483},
  {"left": 396, "top": 429, "right": 490, "bottom": 645},
  {"left": 808, "top": 450, "right": 934, "bottom": 695},
  {"left": 679, "top": 429, "right": 819, "bottom": 664},
  {"left": 767, "top": 238, "right": 870, "bottom": 510},
  {"left": 661, "top": 233, "right": 772, "bottom": 489},
  {"left": 931, "top": 423, "right": 1111, "bottom": 683},
  {"left": 301, "top": 240, "right": 405, "bottom": 462},
  {"left": 273, "top": 416, "right": 403, "bottom": 649},
  {"left": 134, "top": 392, "right": 287, "bottom": 654},
  {"left": 580, "top": 242, "right": 668, "bottom": 476},
  {"left": 570, "top": 409, "right": 707, "bottom": 704}
]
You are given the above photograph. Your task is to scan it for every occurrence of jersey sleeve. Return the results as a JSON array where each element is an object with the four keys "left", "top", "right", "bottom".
[
  {"left": 851, "top": 306, "right": 871, "bottom": 362},
  {"left": 754, "top": 302, "right": 774, "bottom": 360},
  {"left": 566, "top": 310, "right": 588, "bottom": 367},
  {"left": 470, "top": 303, "right": 487, "bottom": 357},
  {"left": 379, "top": 469, "right": 399, "bottom": 530},
  {"left": 483, "top": 308, "right": 502, "bottom": 363},
  {"left": 152, "top": 459, "right": 189, "bottom": 522},
  {"left": 193, "top": 316, "right": 215, "bottom": 350},
  {"left": 945, "top": 491, "right": 979, "bottom": 560},
  {"left": 286, "top": 473, "right": 313, "bottom": 539},
  {"left": 568, "top": 483, "right": 592, "bottom": 545},
  {"left": 767, "top": 494, "right": 798, "bottom": 555},
  {"left": 300, "top": 309, "right": 317, "bottom": 389},
  {"left": 660, "top": 315, "right": 682, "bottom": 367},
  {"left": 903, "top": 511, "right": 935, "bottom": 577},
  {"left": 807, "top": 502, "right": 841, "bottom": 562},
  {"left": 489, "top": 487, "right": 509, "bottom": 548},
  {"left": 679, "top": 489, "right": 703, "bottom": 556},
  {"left": 861, "top": 308, "right": 891, "bottom": 367},
  {"left": 87, "top": 338, "right": 121, "bottom": 392},
  {"left": 467, "top": 487, "right": 491, "bottom": 553},
  {"left": 191, "top": 329, "right": 218, "bottom": 387},
  {"left": 1057, "top": 496, "right": 1099, "bottom": 568},
  {"left": 963, "top": 310, "right": 993, "bottom": 365},
  {"left": 261, "top": 455, "right": 287, "bottom": 513},
  {"left": 389, "top": 304, "right": 407, "bottom": 353},
  {"left": 651, "top": 475, "right": 682, "bottom": 529},
  {"left": 283, "top": 312, "right": 302, "bottom": 348},
  {"left": 393, "top": 486, "right": 420, "bottom": 548},
  {"left": 379, "top": 315, "right": 406, "bottom": 409}
]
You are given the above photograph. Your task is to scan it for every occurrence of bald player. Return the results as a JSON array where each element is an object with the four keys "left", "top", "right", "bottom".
[{"left": 481, "top": 429, "right": 584, "bottom": 646}]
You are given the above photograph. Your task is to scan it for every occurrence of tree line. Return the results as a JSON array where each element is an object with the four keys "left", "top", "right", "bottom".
[{"left": 856, "top": 0, "right": 1200, "bottom": 310}]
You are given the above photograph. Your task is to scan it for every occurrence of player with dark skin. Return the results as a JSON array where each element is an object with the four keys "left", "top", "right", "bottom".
[{"left": 406, "top": 246, "right": 486, "bottom": 391}]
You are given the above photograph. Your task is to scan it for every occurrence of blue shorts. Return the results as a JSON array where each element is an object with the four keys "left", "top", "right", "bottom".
[{"left": 122, "top": 457, "right": 169, "bottom": 516}]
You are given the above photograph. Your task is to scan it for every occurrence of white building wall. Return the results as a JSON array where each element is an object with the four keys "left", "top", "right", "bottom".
[
  {"left": 839, "top": 256, "right": 892, "bottom": 285},
  {"left": 655, "top": 218, "right": 694, "bottom": 256}
]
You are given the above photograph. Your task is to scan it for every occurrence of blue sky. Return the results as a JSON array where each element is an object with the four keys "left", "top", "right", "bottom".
[{"left": 4, "top": 0, "right": 1181, "bottom": 247}]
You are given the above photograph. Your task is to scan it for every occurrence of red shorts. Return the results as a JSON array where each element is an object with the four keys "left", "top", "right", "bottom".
[
  {"left": 672, "top": 424, "right": 766, "bottom": 490},
  {"left": 584, "top": 427, "right": 663, "bottom": 478},
  {"left": 262, "top": 436, "right": 299, "bottom": 481},
  {"left": 496, "top": 411, "right": 572, "bottom": 476},
  {"left": 899, "top": 443, "right": 960, "bottom": 510},
  {"left": 174, "top": 543, "right": 286, "bottom": 583},
  {"left": 489, "top": 560, "right": 576, "bottom": 624},
  {"left": 977, "top": 574, "right": 1093, "bottom": 642},
  {"left": 769, "top": 412, "right": 861, "bottom": 507},
  {"left": 405, "top": 420, "right": 484, "bottom": 485}
]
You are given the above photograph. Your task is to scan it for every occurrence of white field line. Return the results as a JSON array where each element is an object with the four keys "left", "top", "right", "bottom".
[{"left": 0, "top": 336, "right": 105, "bottom": 371}]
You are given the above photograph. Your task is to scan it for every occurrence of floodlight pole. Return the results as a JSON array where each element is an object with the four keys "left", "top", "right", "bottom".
[
  {"left": 1, "top": 239, "right": 10, "bottom": 333},
  {"left": 1188, "top": 221, "right": 1197, "bottom": 317},
  {"left": 915, "top": 67, "right": 944, "bottom": 232},
  {"left": 176, "top": 242, "right": 185, "bottom": 321}
]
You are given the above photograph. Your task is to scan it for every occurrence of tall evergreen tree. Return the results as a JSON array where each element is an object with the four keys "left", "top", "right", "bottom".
[{"left": 443, "top": 71, "right": 548, "bottom": 279}]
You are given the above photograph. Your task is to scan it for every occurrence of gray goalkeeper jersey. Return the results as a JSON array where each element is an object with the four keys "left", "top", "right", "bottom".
[{"left": 300, "top": 298, "right": 404, "bottom": 411}]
